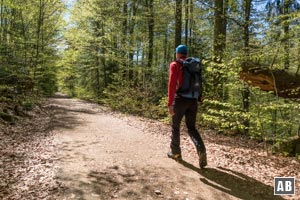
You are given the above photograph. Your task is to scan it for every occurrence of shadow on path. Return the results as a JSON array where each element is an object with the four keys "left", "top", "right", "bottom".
[
  {"left": 57, "top": 165, "right": 181, "bottom": 200},
  {"left": 178, "top": 160, "right": 284, "bottom": 200},
  {"left": 49, "top": 106, "right": 85, "bottom": 130},
  {"left": 47, "top": 101, "right": 101, "bottom": 131}
]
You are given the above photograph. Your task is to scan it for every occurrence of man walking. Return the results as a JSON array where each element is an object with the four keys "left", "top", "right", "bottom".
[{"left": 167, "top": 44, "right": 207, "bottom": 168}]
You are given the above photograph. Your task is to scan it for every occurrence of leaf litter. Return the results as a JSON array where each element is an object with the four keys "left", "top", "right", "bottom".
[{"left": 1, "top": 98, "right": 300, "bottom": 200}]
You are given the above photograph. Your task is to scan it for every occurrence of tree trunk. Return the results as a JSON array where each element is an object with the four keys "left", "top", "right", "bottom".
[
  {"left": 164, "top": 28, "right": 168, "bottom": 66},
  {"left": 95, "top": 48, "right": 101, "bottom": 99},
  {"left": 147, "top": 0, "right": 154, "bottom": 69},
  {"left": 283, "top": 0, "right": 290, "bottom": 70},
  {"left": 128, "top": 0, "right": 137, "bottom": 66},
  {"left": 297, "top": 37, "right": 300, "bottom": 75},
  {"left": 222, "top": 0, "right": 228, "bottom": 53},
  {"left": 34, "top": 0, "right": 44, "bottom": 81},
  {"left": 242, "top": 0, "right": 252, "bottom": 134},
  {"left": 184, "top": 0, "right": 189, "bottom": 45},
  {"left": 175, "top": 0, "right": 182, "bottom": 51},
  {"left": 128, "top": 0, "right": 137, "bottom": 80},
  {"left": 213, "top": 0, "right": 225, "bottom": 62},
  {"left": 0, "top": 0, "right": 3, "bottom": 43},
  {"left": 121, "top": 1, "right": 128, "bottom": 80},
  {"left": 189, "top": 0, "right": 193, "bottom": 54},
  {"left": 101, "top": 22, "right": 107, "bottom": 89},
  {"left": 122, "top": 1, "right": 128, "bottom": 66},
  {"left": 213, "top": 0, "right": 227, "bottom": 99},
  {"left": 0, "top": 0, "right": 8, "bottom": 65}
]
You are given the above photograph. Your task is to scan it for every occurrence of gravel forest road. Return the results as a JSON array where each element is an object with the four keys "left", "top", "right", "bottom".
[{"left": 48, "top": 95, "right": 283, "bottom": 200}]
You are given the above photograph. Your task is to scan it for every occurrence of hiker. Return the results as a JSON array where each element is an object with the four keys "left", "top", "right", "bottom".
[{"left": 167, "top": 44, "right": 207, "bottom": 168}]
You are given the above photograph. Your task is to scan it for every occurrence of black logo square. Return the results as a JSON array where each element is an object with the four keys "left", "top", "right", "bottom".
[{"left": 274, "top": 177, "right": 295, "bottom": 195}]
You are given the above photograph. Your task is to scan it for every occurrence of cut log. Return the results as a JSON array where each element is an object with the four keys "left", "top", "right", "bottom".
[{"left": 240, "top": 66, "right": 300, "bottom": 98}]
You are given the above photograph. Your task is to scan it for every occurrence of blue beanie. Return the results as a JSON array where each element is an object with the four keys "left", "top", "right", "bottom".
[{"left": 176, "top": 45, "right": 188, "bottom": 55}]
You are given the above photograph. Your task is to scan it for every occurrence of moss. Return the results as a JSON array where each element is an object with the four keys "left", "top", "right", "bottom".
[
  {"left": 273, "top": 137, "right": 300, "bottom": 157},
  {"left": 0, "top": 112, "right": 14, "bottom": 122},
  {"left": 23, "top": 102, "right": 34, "bottom": 111}
]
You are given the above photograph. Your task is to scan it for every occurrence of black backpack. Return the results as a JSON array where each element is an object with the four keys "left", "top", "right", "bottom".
[{"left": 176, "top": 57, "right": 203, "bottom": 97}]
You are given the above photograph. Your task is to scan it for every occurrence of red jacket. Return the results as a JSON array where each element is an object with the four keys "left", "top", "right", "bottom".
[{"left": 167, "top": 57, "right": 186, "bottom": 106}]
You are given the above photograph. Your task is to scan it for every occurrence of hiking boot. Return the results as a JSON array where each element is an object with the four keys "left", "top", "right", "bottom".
[
  {"left": 167, "top": 152, "right": 182, "bottom": 161},
  {"left": 198, "top": 152, "right": 207, "bottom": 169}
]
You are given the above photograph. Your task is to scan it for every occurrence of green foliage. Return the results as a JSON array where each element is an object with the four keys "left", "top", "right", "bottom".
[
  {"left": 22, "top": 102, "right": 34, "bottom": 111},
  {"left": 272, "top": 136, "right": 300, "bottom": 157},
  {"left": 102, "top": 72, "right": 168, "bottom": 120},
  {"left": 0, "top": 112, "right": 15, "bottom": 123},
  {"left": 200, "top": 99, "right": 249, "bottom": 134},
  {"left": 0, "top": 0, "right": 64, "bottom": 99},
  {"left": 55, "top": 0, "right": 300, "bottom": 156},
  {"left": 250, "top": 89, "right": 300, "bottom": 141}
]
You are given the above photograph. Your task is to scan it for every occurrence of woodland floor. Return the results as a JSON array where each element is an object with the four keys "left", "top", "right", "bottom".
[{"left": 0, "top": 94, "right": 300, "bottom": 200}]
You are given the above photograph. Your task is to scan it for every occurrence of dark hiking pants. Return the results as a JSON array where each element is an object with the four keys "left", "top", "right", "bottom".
[{"left": 170, "top": 96, "right": 206, "bottom": 155}]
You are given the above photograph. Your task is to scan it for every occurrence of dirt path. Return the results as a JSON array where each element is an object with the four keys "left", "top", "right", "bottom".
[
  {"left": 1, "top": 96, "right": 298, "bottom": 200},
  {"left": 44, "top": 96, "right": 289, "bottom": 200}
]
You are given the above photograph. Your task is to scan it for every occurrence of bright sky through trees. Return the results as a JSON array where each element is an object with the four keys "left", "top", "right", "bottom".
[{"left": 62, "top": 0, "right": 76, "bottom": 21}]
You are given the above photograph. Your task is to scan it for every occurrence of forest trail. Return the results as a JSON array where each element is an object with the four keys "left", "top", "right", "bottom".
[{"left": 46, "top": 95, "right": 286, "bottom": 200}]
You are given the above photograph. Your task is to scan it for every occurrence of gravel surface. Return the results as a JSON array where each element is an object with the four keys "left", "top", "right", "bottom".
[{"left": 1, "top": 96, "right": 299, "bottom": 199}]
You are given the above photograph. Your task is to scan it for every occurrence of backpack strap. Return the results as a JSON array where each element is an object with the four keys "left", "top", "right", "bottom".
[
  {"left": 175, "top": 59, "right": 183, "bottom": 76},
  {"left": 175, "top": 59, "right": 183, "bottom": 69},
  {"left": 174, "top": 59, "right": 183, "bottom": 95},
  {"left": 175, "top": 59, "right": 183, "bottom": 64}
]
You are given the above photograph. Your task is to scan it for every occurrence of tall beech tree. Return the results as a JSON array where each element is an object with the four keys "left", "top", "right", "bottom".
[
  {"left": 242, "top": 0, "right": 252, "bottom": 133},
  {"left": 212, "top": 0, "right": 228, "bottom": 99},
  {"left": 175, "top": 0, "right": 182, "bottom": 48}
]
